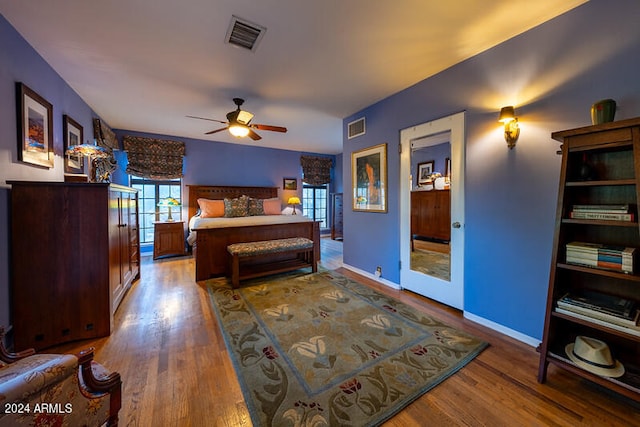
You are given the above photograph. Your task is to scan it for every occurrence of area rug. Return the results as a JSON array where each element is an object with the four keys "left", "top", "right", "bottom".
[
  {"left": 206, "top": 270, "right": 487, "bottom": 426},
  {"left": 410, "top": 249, "right": 450, "bottom": 281}
]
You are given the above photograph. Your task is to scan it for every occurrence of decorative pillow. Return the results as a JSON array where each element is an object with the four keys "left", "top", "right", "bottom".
[
  {"left": 224, "top": 195, "right": 249, "bottom": 217},
  {"left": 197, "top": 198, "right": 225, "bottom": 218},
  {"left": 248, "top": 198, "right": 265, "bottom": 216},
  {"left": 263, "top": 198, "right": 282, "bottom": 215}
]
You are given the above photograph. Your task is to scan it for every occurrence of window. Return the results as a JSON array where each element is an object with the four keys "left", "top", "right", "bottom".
[
  {"left": 131, "top": 177, "right": 182, "bottom": 244},
  {"left": 302, "top": 184, "right": 327, "bottom": 228}
]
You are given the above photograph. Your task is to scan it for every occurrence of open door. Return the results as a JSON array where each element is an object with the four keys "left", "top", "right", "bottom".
[{"left": 400, "top": 112, "right": 465, "bottom": 310}]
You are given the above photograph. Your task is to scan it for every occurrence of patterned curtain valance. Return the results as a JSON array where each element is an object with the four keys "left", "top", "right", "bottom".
[
  {"left": 123, "top": 135, "right": 185, "bottom": 179},
  {"left": 300, "top": 155, "right": 333, "bottom": 185},
  {"left": 93, "top": 118, "right": 118, "bottom": 149}
]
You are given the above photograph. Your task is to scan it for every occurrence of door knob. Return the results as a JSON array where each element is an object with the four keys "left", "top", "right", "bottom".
[{"left": 452, "top": 222, "right": 461, "bottom": 228}]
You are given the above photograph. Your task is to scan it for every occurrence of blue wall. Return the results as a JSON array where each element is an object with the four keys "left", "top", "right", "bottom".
[
  {"left": 343, "top": 0, "right": 640, "bottom": 341},
  {"left": 411, "top": 142, "right": 449, "bottom": 188},
  {"left": 0, "top": 14, "right": 99, "bottom": 330}
]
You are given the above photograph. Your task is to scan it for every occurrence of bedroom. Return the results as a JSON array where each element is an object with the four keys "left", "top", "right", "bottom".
[{"left": 1, "top": 0, "right": 640, "bottom": 424}]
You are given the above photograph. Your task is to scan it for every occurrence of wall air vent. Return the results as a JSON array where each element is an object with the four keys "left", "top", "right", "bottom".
[
  {"left": 348, "top": 117, "right": 366, "bottom": 139},
  {"left": 225, "top": 16, "right": 266, "bottom": 52}
]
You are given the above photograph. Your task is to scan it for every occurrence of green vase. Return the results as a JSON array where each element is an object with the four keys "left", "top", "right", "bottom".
[{"left": 590, "top": 99, "right": 616, "bottom": 125}]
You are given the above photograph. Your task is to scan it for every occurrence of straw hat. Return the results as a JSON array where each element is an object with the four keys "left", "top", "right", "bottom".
[{"left": 565, "top": 336, "right": 625, "bottom": 378}]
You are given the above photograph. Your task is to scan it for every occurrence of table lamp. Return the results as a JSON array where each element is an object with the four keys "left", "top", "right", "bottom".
[
  {"left": 65, "top": 142, "right": 109, "bottom": 182},
  {"left": 287, "top": 196, "right": 301, "bottom": 215},
  {"left": 158, "top": 197, "right": 181, "bottom": 222}
]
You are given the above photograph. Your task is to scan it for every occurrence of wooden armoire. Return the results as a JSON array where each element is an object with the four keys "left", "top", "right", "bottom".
[{"left": 8, "top": 181, "right": 140, "bottom": 351}]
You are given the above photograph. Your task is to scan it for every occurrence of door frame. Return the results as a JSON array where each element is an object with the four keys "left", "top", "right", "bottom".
[{"left": 399, "top": 111, "right": 465, "bottom": 310}]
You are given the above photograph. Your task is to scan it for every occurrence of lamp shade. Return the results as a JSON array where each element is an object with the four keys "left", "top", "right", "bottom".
[
  {"left": 228, "top": 124, "right": 250, "bottom": 137},
  {"left": 287, "top": 197, "right": 301, "bottom": 205},
  {"left": 65, "top": 143, "right": 109, "bottom": 158},
  {"left": 158, "top": 197, "right": 181, "bottom": 207},
  {"left": 498, "top": 106, "right": 516, "bottom": 123}
]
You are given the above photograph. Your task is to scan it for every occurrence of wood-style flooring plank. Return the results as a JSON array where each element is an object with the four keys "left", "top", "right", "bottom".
[{"left": 43, "top": 237, "right": 640, "bottom": 426}]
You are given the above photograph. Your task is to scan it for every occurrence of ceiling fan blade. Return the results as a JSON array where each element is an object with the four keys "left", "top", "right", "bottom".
[
  {"left": 186, "top": 115, "right": 227, "bottom": 124},
  {"left": 251, "top": 124, "right": 287, "bottom": 133},
  {"left": 205, "top": 127, "right": 228, "bottom": 135},
  {"left": 247, "top": 129, "right": 262, "bottom": 140}
]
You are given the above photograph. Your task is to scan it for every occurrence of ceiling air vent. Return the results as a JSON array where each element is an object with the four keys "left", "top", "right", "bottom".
[
  {"left": 225, "top": 16, "right": 266, "bottom": 52},
  {"left": 348, "top": 117, "right": 366, "bottom": 139}
]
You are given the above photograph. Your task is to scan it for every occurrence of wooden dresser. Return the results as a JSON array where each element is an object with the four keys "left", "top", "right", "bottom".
[
  {"left": 411, "top": 189, "right": 450, "bottom": 242},
  {"left": 8, "top": 181, "right": 140, "bottom": 351},
  {"left": 331, "top": 193, "right": 343, "bottom": 240}
]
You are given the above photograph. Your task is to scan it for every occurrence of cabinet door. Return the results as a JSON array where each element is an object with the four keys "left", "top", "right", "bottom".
[
  {"left": 120, "top": 192, "right": 135, "bottom": 288},
  {"left": 434, "top": 190, "right": 451, "bottom": 241}
]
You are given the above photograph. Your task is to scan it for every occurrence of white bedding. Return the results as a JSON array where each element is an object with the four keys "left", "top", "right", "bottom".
[{"left": 187, "top": 214, "right": 313, "bottom": 246}]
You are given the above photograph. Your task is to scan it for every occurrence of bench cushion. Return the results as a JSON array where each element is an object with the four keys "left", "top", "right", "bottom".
[{"left": 228, "top": 237, "right": 313, "bottom": 257}]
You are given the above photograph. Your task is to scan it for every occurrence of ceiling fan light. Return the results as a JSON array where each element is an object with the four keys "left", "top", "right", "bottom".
[{"left": 229, "top": 124, "right": 250, "bottom": 137}]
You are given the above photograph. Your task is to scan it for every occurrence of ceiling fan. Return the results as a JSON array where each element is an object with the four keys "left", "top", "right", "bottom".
[{"left": 187, "top": 98, "right": 287, "bottom": 141}]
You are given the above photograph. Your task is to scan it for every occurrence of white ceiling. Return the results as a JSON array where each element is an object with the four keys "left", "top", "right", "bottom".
[{"left": 0, "top": 1, "right": 586, "bottom": 154}]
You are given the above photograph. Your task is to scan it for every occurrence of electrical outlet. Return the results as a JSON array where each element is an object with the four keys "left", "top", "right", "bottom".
[{"left": 375, "top": 266, "right": 382, "bottom": 277}]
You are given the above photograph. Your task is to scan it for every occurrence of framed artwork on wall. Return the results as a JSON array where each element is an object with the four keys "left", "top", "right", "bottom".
[
  {"left": 16, "top": 82, "right": 54, "bottom": 168},
  {"left": 63, "top": 114, "right": 84, "bottom": 174},
  {"left": 417, "top": 161, "right": 434, "bottom": 184},
  {"left": 283, "top": 177, "right": 297, "bottom": 190},
  {"left": 352, "top": 143, "right": 387, "bottom": 212}
]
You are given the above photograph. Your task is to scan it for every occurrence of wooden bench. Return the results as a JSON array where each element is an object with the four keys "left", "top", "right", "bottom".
[{"left": 227, "top": 237, "right": 317, "bottom": 288}]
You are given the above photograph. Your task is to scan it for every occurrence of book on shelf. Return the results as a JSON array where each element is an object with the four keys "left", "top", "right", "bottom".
[
  {"left": 565, "top": 256, "right": 633, "bottom": 273},
  {"left": 566, "top": 241, "right": 635, "bottom": 254},
  {"left": 572, "top": 204, "right": 630, "bottom": 212},
  {"left": 569, "top": 204, "right": 635, "bottom": 221},
  {"left": 565, "top": 242, "right": 635, "bottom": 273},
  {"left": 556, "top": 300, "right": 639, "bottom": 327},
  {"left": 558, "top": 290, "right": 637, "bottom": 319},
  {"left": 555, "top": 307, "right": 640, "bottom": 338},
  {"left": 569, "top": 211, "right": 634, "bottom": 221}
]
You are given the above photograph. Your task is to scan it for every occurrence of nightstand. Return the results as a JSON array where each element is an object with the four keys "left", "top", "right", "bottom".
[{"left": 153, "top": 221, "right": 185, "bottom": 260}]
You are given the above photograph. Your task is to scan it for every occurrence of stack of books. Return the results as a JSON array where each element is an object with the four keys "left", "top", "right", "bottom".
[
  {"left": 569, "top": 204, "right": 634, "bottom": 222},
  {"left": 566, "top": 241, "right": 635, "bottom": 274},
  {"left": 556, "top": 290, "right": 640, "bottom": 336}
]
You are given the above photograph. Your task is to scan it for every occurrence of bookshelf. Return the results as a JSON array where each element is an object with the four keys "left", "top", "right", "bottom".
[{"left": 538, "top": 117, "right": 640, "bottom": 402}]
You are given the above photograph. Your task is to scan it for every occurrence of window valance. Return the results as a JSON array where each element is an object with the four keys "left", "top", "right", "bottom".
[
  {"left": 93, "top": 118, "right": 118, "bottom": 149},
  {"left": 300, "top": 155, "right": 333, "bottom": 185},
  {"left": 123, "top": 135, "right": 185, "bottom": 179}
]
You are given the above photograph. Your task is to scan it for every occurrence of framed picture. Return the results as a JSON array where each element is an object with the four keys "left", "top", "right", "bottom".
[
  {"left": 417, "top": 161, "right": 434, "bottom": 184},
  {"left": 16, "top": 82, "right": 54, "bottom": 168},
  {"left": 283, "top": 177, "right": 297, "bottom": 190},
  {"left": 445, "top": 157, "right": 451, "bottom": 179},
  {"left": 352, "top": 143, "right": 387, "bottom": 212},
  {"left": 63, "top": 114, "right": 84, "bottom": 174}
]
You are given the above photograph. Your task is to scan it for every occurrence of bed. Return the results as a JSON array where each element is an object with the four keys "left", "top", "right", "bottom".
[{"left": 187, "top": 185, "right": 320, "bottom": 281}]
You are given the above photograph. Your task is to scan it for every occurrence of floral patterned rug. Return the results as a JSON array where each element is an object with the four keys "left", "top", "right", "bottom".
[{"left": 206, "top": 270, "right": 487, "bottom": 426}]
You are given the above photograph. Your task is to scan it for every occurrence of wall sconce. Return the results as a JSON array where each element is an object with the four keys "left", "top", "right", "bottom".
[
  {"left": 498, "top": 106, "right": 520, "bottom": 149},
  {"left": 287, "top": 196, "right": 301, "bottom": 215}
]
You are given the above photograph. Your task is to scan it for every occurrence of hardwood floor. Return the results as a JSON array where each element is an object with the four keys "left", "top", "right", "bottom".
[{"left": 46, "top": 237, "right": 639, "bottom": 426}]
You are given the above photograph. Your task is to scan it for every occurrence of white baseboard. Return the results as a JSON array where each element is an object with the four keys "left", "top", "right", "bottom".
[
  {"left": 340, "top": 264, "right": 540, "bottom": 348},
  {"left": 463, "top": 311, "right": 541, "bottom": 348},
  {"left": 341, "top": 263, "right": 401, "bottom": 290}
]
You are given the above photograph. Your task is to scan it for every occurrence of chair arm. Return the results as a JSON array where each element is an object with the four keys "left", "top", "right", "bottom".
[{"left": 0, "top": 326, "right": 35, "bottom": 363}]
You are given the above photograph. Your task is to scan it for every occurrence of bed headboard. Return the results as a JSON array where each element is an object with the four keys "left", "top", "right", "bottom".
[{"left": 187, "top": 185, "right": 279, "bottom": 219}]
